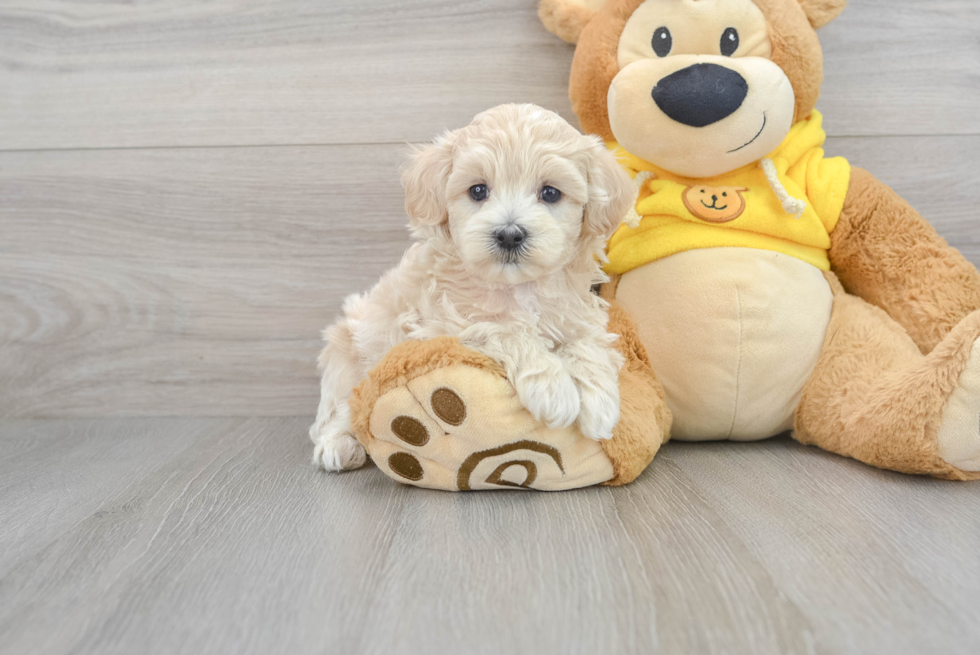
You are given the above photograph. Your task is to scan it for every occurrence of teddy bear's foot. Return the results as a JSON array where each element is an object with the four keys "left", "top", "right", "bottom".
[
  {"left": 796, "top": 289, "right": 980, "bottom": 480},
  {"left": 354, "top": 348, "right": 615, "bottom": 491},
  {"left": 937, "top": 337, "right": 980, "bottom": 472},
  {"left": 349, "top": 301, "right": 670, "bottom": 490}
]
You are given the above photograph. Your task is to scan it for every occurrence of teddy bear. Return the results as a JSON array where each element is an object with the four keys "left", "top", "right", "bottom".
[
  {"left": 345, "top": 0, "right": 980, "bottom": 491},
  {"left": 534, "top": 0, "right": 980, "bottom": 479}
]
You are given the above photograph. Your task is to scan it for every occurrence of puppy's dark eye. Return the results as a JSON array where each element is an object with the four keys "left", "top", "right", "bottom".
[
  {"left": 652, "top": 27, "right": 672, "bottom": 57},
  {"left": 541, "top": 186, "right": 562, "bottom": 204},
  {"left": 721, "top": 28, "right": 739, "bottom": 56},
  {"left": 469, "top": 184, "right": 489, "bottom": 202}
]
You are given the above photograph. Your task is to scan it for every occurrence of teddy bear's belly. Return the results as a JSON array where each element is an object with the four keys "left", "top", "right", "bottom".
[{"left": 616, "top": 247, "right": 834, "bottom": 441}]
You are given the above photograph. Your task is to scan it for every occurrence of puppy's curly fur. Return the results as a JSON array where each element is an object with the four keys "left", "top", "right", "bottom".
[{"left": 311, "top": 104, "right": 635, "bottom": 471}]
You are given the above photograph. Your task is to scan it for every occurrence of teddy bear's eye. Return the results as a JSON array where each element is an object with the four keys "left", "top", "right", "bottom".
[
  {"left": 652, "top": 27, "right": 672, "bottom": 58},
  {"left": 721, "top": 28, "right": 739, "bottom": 57}
]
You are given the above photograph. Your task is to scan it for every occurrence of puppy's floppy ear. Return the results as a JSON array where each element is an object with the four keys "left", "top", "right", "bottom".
[
  {"left": 402, "top": 132, "right": 456, "bottom": 227},
  {"left": 582, "top": 137, "right": 633, "bottom": 239},
  {"left": 538, "top": 0, "right": 604, "bottom": 44},
  {"left": 797, "top": 0, "right": 847, "bottom": 29}
]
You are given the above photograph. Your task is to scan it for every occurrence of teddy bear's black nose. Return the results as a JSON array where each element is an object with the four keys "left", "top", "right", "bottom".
[{"left": 652, "top": 63, "right": 748, "bottom": 128}]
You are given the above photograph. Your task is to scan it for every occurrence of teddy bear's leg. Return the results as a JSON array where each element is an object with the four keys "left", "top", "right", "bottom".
[
  {"left": 794, "top": 275, "right": 980, "bottom": 480},
  {"left": 599, "top": 300, "right": 672, "bottom": 485},
  {"left": 347, "top": 304, "right": 669, "bottom": 490}
]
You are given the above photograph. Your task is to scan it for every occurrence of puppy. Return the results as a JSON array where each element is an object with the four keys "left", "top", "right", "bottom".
[{"left": 311, "top": 104, "right": 635, "bottom": 471}]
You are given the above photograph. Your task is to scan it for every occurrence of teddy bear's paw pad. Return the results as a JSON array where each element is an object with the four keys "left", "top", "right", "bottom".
[
  {"left": 367, "top": 364, "right": 614, "bottom": 491},
  {"left": 938, "top": 338, "right": 980, "bottom": 472},
  {"left": 456, "top": 440, "right": 569, "bottom": 491}
]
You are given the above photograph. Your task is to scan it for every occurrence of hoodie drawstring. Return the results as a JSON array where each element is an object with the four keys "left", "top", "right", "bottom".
[
  {"left": 760, "top": 158, "right": 807, "bottom": 220},
  {"left": 624, "top": 171, "right": 654, "bottom": 229}
]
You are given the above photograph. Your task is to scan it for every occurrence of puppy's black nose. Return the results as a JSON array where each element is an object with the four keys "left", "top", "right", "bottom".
[
  {"left": 494, "top": 225, "right": 528, "bottom": 252},
  {"left": 652, "top": 63, "right": 748, "bottom": 128}
]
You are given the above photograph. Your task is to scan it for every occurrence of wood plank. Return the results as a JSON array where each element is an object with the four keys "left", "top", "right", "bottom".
[
  {"left": 818, "top": 0, "right": 980, "bottom": 136},
  {"left": 0, "top": 144, "right": 412, "bottom": 418},
  {"left": 0, "top": 417, "right": 235, "bottom": 577},
  {"left": 1, "top": 418, "right": 978, "bottom": 654},
  {"left": 2, "top": 136, "right": 978, "bottom": 418},
  {"left": 0, "top": 0, "right": 573, "bottom": 150},
  {"left": 0, "top": 0, "right": 977, "bottom": 151},
  {"left": 661, "top": 439, "right": 980, "bottom": 654}
]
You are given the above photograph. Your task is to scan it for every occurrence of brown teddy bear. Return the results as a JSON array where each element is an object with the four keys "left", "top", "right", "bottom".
[
  {"left": 537, "top": 0, "right": 980, "bottom": 479},
  {"left": 348, "top": 0, "right": 980, "bottom": 490}
]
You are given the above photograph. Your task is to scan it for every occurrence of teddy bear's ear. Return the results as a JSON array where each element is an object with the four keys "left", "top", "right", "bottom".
[
  {"left": 538, "top": 0, "right": 605, "bottom": 44},
  {"left": 797, "top": 0, "right": 848, "bottom": 29}
]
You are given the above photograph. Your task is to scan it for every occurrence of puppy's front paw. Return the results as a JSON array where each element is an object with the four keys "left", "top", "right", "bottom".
[
  {"left": 577, "top": 383, "right": 620, "bottom": 441},
  {"left": 312, "top": 432, "right": 367, "bottom": 472},
  {"left": 515, "top": 366, "right": 581, "bottom": 429}
]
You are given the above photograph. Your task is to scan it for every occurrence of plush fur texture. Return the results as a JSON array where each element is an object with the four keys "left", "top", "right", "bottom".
[
  {"left": 795, "top": 274, "right": 980, "bottom": 481},
  {"left": 751, "top": 0, "right": 827, "bottom": 123},
  {"left": 598, "top": 301, "right": 671, "bottom": 485},
  {"left": 538, "top": 0, "right": 604, "bottom": 44},
  {"left": 831, "top": 167, "right": 980, "bottom": 354},
  {"left": 798, "top": 0, "right": 848, "bottom": 29},
  {"left": 568, "top": 0, "right": 641, "bottom": 141},
  {"left": 311, "top": 104, "right": 635, "bottom": 472}
]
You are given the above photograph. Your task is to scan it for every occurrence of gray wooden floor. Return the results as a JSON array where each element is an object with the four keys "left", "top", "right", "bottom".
[
  {"left": 2, "top": 1, "right": 979, "bottom": 653},
  {"left": 3, "top": 419, "right": 980, "bottom": 654}
]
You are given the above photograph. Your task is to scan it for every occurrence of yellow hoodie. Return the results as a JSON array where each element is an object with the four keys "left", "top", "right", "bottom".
[{"left": 605, "top": 111, "right": 851, "bottom": 274}]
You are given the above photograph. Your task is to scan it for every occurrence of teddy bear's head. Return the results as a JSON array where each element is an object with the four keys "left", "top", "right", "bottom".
[{"left": 539, "top": 0, "right": 847, "bottom": 178}]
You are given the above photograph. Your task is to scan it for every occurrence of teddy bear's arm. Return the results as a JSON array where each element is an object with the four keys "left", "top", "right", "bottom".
[{"left": 829, "top": 167, "right": 980, "bottom": 353}]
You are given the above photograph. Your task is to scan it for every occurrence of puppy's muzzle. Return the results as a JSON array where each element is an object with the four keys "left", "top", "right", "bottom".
[{"left": 493, "top": 224, "right": 528, "bottom": 253}]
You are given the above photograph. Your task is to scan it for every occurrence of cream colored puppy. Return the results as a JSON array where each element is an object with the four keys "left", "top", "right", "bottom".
[{"left": 311, "top": 104, "right": 634, "bottom": 471}]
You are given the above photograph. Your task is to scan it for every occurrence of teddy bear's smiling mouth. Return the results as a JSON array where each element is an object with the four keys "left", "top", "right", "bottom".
[
  {"left": 701, "top": 200, "right": 729, "bottom": 210},
  {"left": 727, "top": 113, "right": 767, "bottom": 154}
]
